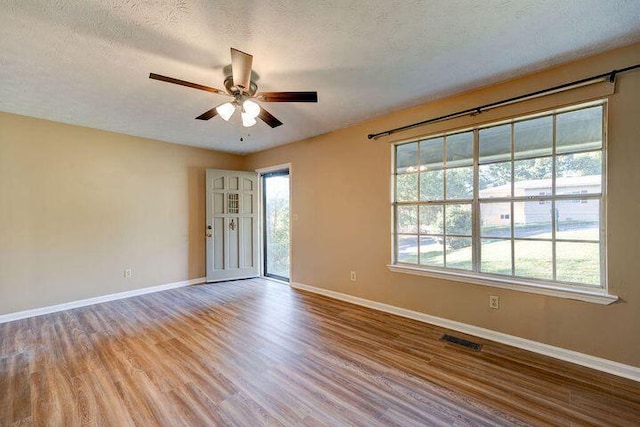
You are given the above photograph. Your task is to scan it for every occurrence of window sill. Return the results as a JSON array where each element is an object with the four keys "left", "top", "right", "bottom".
[{"left": 387, "top": 264, "right": 618, "bottom": 305}]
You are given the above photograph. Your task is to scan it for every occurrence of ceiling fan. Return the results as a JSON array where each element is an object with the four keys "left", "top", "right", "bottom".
[{"left": 149, "top": 48, "right": 318, "bottom": 128}]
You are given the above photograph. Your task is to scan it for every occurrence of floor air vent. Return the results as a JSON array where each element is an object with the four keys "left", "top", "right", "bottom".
[{"left": 440, "top": 334, "right": 482, "bottom": 351}]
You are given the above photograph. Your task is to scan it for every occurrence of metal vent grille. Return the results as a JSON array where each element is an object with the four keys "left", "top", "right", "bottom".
[{"left": 440, "top": 334, "right": 482, "bottom": 351}]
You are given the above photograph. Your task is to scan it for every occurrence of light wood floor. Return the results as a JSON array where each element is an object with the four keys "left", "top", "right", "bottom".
[{"left": 1, "top": 279, "right": 639, "bottom": 426}]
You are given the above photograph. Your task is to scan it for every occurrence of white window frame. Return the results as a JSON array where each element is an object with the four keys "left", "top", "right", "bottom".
[{"left": 388, "top": 100, "right": 618, "bottom": 304}]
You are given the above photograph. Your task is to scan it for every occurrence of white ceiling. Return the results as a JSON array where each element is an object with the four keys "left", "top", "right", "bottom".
[{"left": 1, "top": 1, "right": 639, "bottom": 154}]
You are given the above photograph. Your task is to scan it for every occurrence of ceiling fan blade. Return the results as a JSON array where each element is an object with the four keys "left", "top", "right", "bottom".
[
  {"left": 195, "top": 107, "right": 219, "bottom": 120},
  {"left": 257, "top": 92, "right": 318, "bottom": 102},
  {"left": 230, "top": 48, "right": 253, "bottom": 92},
  {"left": 258, "top": 108, "right": 283, "bottom": 128},
  {"left": 149, "top": 73, "right": 227, "bottom": 95}
]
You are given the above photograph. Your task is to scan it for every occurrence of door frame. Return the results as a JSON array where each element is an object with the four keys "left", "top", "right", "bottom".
[{"left": 256, "top": 163, "right": 292, "bottom": 283}]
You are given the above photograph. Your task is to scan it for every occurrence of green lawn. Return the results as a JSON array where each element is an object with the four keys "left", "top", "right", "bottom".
[{"left": 408, "top": 229, "right": 600, "bottom": 286}]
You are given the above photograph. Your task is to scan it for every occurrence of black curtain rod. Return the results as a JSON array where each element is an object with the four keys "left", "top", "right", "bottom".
[{"left": 367, "top": 63, "right": 640, "bottom": 140}]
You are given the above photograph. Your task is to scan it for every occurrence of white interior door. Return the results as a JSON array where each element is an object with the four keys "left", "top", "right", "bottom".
[{"left": 206, "top": 169, "right": 259, "bottom": 282}]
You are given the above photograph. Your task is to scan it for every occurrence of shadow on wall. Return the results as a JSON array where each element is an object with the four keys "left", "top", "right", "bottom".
[{"left": 188, "top": 166, "right": 206, "bottom": 279}]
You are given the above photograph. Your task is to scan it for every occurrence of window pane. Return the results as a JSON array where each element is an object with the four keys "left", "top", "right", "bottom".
[
  {"left": 556, "top": 106, "right": 602, "bottom": 154},
  {"left": 419, "top": 137, "right": 444, "bottom": 170},
  {"left": 556, "top": 152, "right": 602, "bottom": 195},
  {"left": 396, "top": 173, "right": 418, "bottom": 201},
  {"left": 419, "top": 205, "right": 443, "bottom": 234},
  {"left": 514, "top": 116, "right": 552, "bottom": 159},
  {"left": 397, "top": 235, "right": 418, "bottom": 264},
  {"left": 479, "top": 124, "right": 511, "bottom": 164},
  {"left": 514, "top": 240, "right": 552, "bottom": 280},
  {"left": 481, "top": 239, "right": 512, "bottom": 275},
  {"left": 514, "top": 157, "right": 552, "bottom": 205},
  {"left": 445, "top": 237, "right": 472, "bottom": 270},
  {"left": 264, "top": 173, "right": 290, "bottom": 280},
  {"left": 420, "top": 170, "right": 444, "bottom": 201},
  {"left": 479, "top": 162, "right": 511, "bottom": 198},
  {"left": 556, "top": 242, "right": 600, "bottom": 286},
  {"left": 420, "top": 236, "right": 444, "bottom": 267},
  {"left": 514, "top": 201, "right": 552, "bottom": 238},
  {"left": 446, "top": 132, "right": 473, "bottom": 167},
  {"left": 396, "top": 142, "right": 418, "bottom": 173},
  {"left": 514, "top": 157, "right": 552, "bottom": 188},
  {"left": 397, "top": 205, "right": 418, "bottom": 234},
  {"left": 446, "top": 166, "right": 473, "bottom": 200},
  {"left": 445, "top": 204, "right": 472, "bottom": 235},
  {"left": 480, "top": 202, "right": 511, "bottom": 238},
  {"left": 556, "top": 199, "right": 600, "bottom": 241}
]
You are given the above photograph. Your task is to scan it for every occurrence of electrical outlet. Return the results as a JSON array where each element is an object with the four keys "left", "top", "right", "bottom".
[
  {"left": 350, "top": 271, "right": 357, "bottom": 281},
  {"left": 489, "top": 295, "right": 500, "bottom": 309},
  {"left": 124, "top": 268, "right": 132, "bottom": 278}
]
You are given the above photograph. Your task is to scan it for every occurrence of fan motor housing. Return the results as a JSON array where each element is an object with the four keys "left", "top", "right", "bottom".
[{"left": 224, "top": 76, "right": 258, "bottom": 96}]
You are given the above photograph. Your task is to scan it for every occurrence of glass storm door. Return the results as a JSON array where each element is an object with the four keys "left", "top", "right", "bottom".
[
  {"left": 262, "top": 171, "right": 290, "bottom": 281},
  {"left": 206, "top": 169, "right": 259, "bottom": 282}
]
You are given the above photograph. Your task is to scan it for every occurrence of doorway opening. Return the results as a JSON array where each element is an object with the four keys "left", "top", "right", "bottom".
[{"left": 262, "top": 170, "right": 290, "bottom": 282}]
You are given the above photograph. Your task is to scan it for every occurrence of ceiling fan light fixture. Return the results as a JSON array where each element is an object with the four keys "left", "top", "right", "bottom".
[
  {"left": 241, "top": 110, "right": 257, "bottom": 127},
  {"left": 243, "top": 99, "right": 261, "bottom": 118},
  {"left": 149, "top": 47, "right": 318, "bottom": 131},
  {"left": 216, "top": 102, "right": 235, "bottom": 121}
]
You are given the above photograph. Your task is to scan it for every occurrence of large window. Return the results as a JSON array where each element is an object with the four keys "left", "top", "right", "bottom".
[{"left": 393, "top": 102, "right": 606, "bottom": 291}]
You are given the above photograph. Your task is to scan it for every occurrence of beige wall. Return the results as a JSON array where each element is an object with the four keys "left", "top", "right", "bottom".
[
  {"left": 0, "top": 113, "right": 243, "bottom": 314},
  {"left": 244, "top": 42, "right": 640, "bottom": 367},
  {"left": 2, "top": 42, "right": 639, "bottom": 368}
]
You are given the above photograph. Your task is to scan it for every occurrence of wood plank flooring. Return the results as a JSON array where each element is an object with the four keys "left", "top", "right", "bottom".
[{"left": 1, "top": 278, "right": 639, "bottom": 426}]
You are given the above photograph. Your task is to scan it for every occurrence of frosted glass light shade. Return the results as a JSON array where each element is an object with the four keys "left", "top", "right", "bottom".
[
  {"left": 241, "top": 111, "right": 257, "bottom": 127},
  {"left": 216, "top": 102, "right": 235, "bottom": 121},
  {"left": 243, "top": 100, "right": 260, "bottom": 118}
]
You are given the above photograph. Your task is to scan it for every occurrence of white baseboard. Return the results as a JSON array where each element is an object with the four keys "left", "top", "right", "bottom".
[
  {"left": 291, "top": 282, "right": 640, "bottom": 383},
  {"left": 0, "top": 277, "right": 206, "bottom": 324}
]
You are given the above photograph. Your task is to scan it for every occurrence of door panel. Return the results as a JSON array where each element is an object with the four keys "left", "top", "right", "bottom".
[
  {"left": 228, "top": 218, "right": 239, "bottom": 269},
  {"left": 241, "top": 217, "right": 254, "bottom": 267},
  {"left": 228, "top": 176, "right": 239, "bottom": 190},
  {"left": 213, "top": 217, "right": 224, "bottom": 270},
  {"left": 243, "top": 177, "right": 254, "bottom": 191},
  {"left": 243, "top": 192, "right": 254, "bottom": 213},
  {"left": 206, "top": 169, "right": 259, "bottom": 282},
  {"left": 213, "top": 176, "right": 224, "bottom": 190},
  {"left": 213, "top": 193, "right": 224, "bottom": 214}
]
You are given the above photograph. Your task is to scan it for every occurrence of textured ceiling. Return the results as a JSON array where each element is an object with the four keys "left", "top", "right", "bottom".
[{"left": 1, "top": 1, "right": 640, "bottom": 154}]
